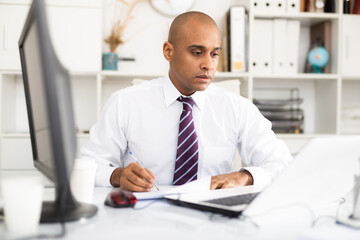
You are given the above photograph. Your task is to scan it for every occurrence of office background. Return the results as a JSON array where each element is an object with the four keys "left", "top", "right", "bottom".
[{"left": 0, "top": 0, "right": 360, "bottom": 173}]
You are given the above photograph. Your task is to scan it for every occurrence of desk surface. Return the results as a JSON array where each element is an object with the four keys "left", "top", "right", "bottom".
[{"left": 1, "top": 187, "right": 360, "bottom": 240}]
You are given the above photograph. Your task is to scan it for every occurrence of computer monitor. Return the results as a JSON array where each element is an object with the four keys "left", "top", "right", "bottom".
[{"left": 18, "top": 0, "right": 97, "bottom": 223}]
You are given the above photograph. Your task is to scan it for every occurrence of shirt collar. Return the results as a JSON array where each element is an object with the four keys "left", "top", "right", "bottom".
[{"left": 163, "top": 74, "right": 206, "bottom": 110}]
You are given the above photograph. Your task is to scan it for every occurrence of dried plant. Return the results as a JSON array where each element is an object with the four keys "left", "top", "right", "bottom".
[{"left": 105, "top": 0, "right": 146, "bottom": 52}]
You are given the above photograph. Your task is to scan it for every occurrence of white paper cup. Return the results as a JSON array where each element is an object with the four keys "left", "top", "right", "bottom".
[
  {"left": 1, "top": 175, "right": 44, "bottom": 237},
  {"left": 70, "top": 159, "right": 96, "bottom": 203}
]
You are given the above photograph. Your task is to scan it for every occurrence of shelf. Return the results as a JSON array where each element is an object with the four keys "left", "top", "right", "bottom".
[
  {"left": 0, "top": 71, "right": 339, "bottom": 81},
  {"left": 0, "top": 70, "right": 98, "bottom": 77},
  {"left": 0, "top": 0, "right": 31, "bottom": 5},
  {"left": 254, "top": 12, "right": 339, "bottom": 19},
  {"left": 215, "top": 71, "right": 249, "bottom": 79},
  {"left": 100, "top": 71, "right": 250, "bottom": 82},
  {"left": 342, "top": 76, "right": 360, "bottom": 81},
  {"left": 101, "top": 71, "right": 164, "bottom": 79},
  {"left": 101, "top": 71, "right": 250, "bottom": 82},
  {"left": 69, "top": 71, "right": 99, "bottom": 77},
  {"left": 0, "top": 70, "right": 22, "bottom": 76},
  {"left": 276, "top": 133, "right": 337, "bottom": 139},
  {"left": 1, "top": 133, "right": 90, "bottom": 138},
  {"left": 253, "top": 73, "right": 339, "bottom": 80},
  {"left": 1, "top": 133, "right": 29, "bottom": 138},
  {"left": 253, "top": 12, "right": 340, "bottom": 26}
]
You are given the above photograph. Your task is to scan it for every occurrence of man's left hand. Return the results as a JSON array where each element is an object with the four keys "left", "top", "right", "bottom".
[{"left": 210, "top": 170, "right": 254, "bottom": 190}]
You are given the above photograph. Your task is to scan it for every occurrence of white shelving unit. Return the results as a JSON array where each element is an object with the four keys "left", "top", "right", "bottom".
[
  {"left": 1, "top": 0, "right": 360, "bottom": 171},
  {"left": 0, "top": 0, "right": 103, "bottom": 170}
]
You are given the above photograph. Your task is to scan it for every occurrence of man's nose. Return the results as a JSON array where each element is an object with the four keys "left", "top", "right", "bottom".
[{"left": 200, "top": 55, "right": 215, "bottom": 71}]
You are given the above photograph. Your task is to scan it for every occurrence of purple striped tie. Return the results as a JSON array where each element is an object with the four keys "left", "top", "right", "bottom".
[{"left": 173, "top": 96, "right": 199, "bottom": 185}]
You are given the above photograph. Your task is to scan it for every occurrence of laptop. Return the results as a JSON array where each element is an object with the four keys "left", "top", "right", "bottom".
[{"left": 165, "top": 136, "right": 360, "bottom": 217}]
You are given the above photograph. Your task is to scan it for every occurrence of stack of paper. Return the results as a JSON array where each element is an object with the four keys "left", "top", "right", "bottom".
[
  {"left": 253, "top": 88, "right": 304, "bottom": 133},
  {"left": 133, "top": 176, "right": 211, "bottom": 200}
]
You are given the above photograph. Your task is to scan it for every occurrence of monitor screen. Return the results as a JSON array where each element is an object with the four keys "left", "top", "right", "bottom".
[
  {"left": 18, "top": 0, "right": 97, "bottom": 223},
  {"left": 22, "top": 12, "right": 54, "bottom": 178}
]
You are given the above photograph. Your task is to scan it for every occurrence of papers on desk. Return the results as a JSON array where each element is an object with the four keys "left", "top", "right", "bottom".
[{"left": 133, "top": 176, "right": 211, "bottom": 200}]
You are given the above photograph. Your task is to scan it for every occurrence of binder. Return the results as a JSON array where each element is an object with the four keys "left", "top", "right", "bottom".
[
  {"left": 272, "top": 19, "right": 287, "bottom": 74},
  {"left": 286, "top": 20, "right": 300, "bottom": 74},
  {"left": 253, "top": 0, "right": 272, "bottom": 13},
  {"left": 251, "top": 19, "right": 273, "bottom": 74},
  {"left": 286, "top": 0, "right": 300, "bottom": 13},
  {"left": 252, "top": 0, "right": 263, "bottom": 13},
  {"left": 227, "top": 6, "right": 247, "bottom": 72},
  {"left": 272, "top": 0, "right": 286, "bottom": 13},
  {"left": 263, "top": 0, "right": 273, "bottom": 12}
]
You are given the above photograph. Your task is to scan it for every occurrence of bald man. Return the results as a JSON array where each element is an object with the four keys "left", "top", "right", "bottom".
[{"left": 81, "top": 12, "right": 293, "bottom": 192}]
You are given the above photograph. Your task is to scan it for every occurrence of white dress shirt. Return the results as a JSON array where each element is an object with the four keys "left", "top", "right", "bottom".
[{"left": 81, "top": 75, "right": 293, "bottom": 187}]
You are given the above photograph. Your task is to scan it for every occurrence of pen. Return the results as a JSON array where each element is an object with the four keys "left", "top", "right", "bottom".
[{"left": 129, "top": 151, "right": 160, "bottom": 191}]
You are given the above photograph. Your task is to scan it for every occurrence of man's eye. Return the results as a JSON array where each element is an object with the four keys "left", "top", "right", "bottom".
[
  {"left": 193, "top": 51, "right": 202, "bottom": 56},
  {"left": 212, "top": 52, "right": 220, "bottom": 57}
]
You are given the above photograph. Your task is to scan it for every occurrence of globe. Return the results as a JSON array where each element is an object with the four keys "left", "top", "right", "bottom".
[{"left": 307, "top": 46, "right": 329, "bottom": 73}]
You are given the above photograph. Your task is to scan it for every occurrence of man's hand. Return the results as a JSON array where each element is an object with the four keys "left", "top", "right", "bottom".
[
  {"left": 210, "top": 170, "right": 254, "bottom": 190},
  {"left": 110, "top": 163, "right": 156, "bottom": 192}
]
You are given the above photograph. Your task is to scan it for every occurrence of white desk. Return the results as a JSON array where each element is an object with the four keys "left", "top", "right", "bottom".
[{"left": 1, "top": 187, "right": 360, "bottom": 240}]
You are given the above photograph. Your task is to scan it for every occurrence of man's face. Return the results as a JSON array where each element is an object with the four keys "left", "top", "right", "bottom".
[{"left": 165, "top": 18, "right": 221, "bottom": 96}]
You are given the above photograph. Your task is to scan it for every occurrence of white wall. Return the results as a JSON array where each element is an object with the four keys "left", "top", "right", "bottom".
[{"left": 102, "top": 0, "right": 244, "bottom": 74}]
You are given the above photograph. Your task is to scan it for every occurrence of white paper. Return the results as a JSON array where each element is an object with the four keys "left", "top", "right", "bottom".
[{"left": 133, "top": 176, "right": 211, "bottom": 200}]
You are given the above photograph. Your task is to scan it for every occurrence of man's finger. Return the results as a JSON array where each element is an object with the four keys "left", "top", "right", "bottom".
[
  {"left": 120, "top": 164, "right": 153, "bottom": 192},
  {"left": 134, "top": 167, "right": 155, "bottom": 183},
  {"left": 210, "top": 177, "right": 223, "bottom": 190},
  {"left": 145, "top": 168, "right": 156, "bottom": 179},
  {"left": 120, "top": 172, "right": 152, "bottom": 192},
  {"left": 128, "top": 171, "right": 153, "bottom": 188},
  {"left": 221, "top": 181, "right": 230, "bottom": 189},
  {"left": 129, "top": 163, "right": 155, "bottom": 183},
  {"left": 121, "top": 179, "right": 151, "bottom": 192}
]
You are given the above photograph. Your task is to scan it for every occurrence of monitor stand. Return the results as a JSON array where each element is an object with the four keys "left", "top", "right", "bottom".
[{"left": 40, "top": 201, "right": 98, "bottom": 223}]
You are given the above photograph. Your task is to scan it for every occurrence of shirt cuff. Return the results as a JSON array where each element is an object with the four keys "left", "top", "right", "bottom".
[
  {"left": 241, "top": 166, "right": 271, "bottom": 187},
  {"left": 95, "top": 163, "right": 117, "bottom": 187}
]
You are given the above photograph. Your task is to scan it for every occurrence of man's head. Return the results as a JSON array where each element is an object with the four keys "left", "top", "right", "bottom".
[{"left": 163, "top": 11, "right": 221, "bottom": 96}]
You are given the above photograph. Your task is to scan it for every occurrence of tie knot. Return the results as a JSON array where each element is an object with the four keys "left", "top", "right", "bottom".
[{"left": 177, "top": 96, "right": 195, "bottom": 112}]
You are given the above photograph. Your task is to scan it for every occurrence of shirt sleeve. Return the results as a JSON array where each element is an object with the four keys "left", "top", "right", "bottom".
[
  {"left": 237, "top": 99, "right": 293, "bottom": 186},
  {"left": 81, "top": 93, "right": 127, "bottom": 187}
]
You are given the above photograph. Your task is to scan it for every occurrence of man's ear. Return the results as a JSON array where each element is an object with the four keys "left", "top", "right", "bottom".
[{"left": 163, "top": 41, "right": 174, "bottom": 62}]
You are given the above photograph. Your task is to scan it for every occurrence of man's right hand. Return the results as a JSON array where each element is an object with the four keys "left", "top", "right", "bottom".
[{"left": 110, "top": 163, "right": 155, "bottom": 192}]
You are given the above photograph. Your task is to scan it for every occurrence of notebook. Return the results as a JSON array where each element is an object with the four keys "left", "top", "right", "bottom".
[{"left": 165, "top": 136, "right": 360, "bottom": 217}]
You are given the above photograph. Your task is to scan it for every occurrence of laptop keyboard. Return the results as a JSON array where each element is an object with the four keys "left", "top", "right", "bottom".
[{"left": 204, "top": 192, "right": 260, "bottom": 206}]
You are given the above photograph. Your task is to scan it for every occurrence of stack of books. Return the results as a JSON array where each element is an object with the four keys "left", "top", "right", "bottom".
[{"left": 253, "top": 89, "right": 304, "bottom": 134}]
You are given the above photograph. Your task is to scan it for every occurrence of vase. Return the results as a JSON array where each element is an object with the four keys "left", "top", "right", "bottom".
[{"left": 102, "top": 52, "right": 118, "bottom": 70}]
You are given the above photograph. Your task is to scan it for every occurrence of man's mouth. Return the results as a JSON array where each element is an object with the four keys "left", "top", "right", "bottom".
[{"left": 196, "top": 75, "right": 212, "bottom": 80}]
